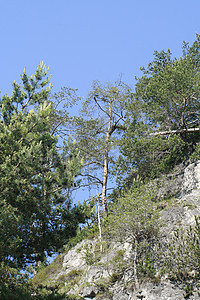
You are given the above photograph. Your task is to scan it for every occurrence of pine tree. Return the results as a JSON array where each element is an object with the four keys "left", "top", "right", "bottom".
[
  {"left": 0, "top": 63, "right": 83, "bottom": 269},
  {"left": 62, "top": 80, "right": 131, "bottom": 214},
  {"left": 117, "top": 34, "right": 200, "bottom": 184}
]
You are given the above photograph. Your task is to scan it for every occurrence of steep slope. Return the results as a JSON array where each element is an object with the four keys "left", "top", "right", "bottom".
[{"left": 33, "top": 161, "right": 200, "bottom": 300}]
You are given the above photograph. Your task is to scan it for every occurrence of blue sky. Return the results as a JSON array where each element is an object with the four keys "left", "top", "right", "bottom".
[
  {"left": 1, "top": 0, "right": 200, "bottom": 100},
  {"left": 1, "top": 0, "right": 200, "bottom": 206},
  {"left": 2, "top": 0, "right": 200, "bottom": 261},
  {"left": 1, "top": 0, "right": 200, "bottom": 191}
]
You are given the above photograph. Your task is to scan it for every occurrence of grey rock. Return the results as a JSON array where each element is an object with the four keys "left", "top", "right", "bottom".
[
  {"left": 151, "top": 160, "right": 200, "bottom": 201},
  {"left": 80, "top": 284, "right": 100, "bottom": 298},
  {"left": 63, "top": 240, "right": 88, "bottom": 271},
  {"left": 112, "top": 294, "right": 129, "bottom": 300},
  {"left": 47, "top": 160, "right": 200, "bottom": 300},
  {"left": 111, "top": 285, "right": 130, "bottom": 300},
  {"left": 180, "top": 161, "right": 200, "bottom": 196},
  {"left": 137, "top": 281, "right": 200, "bottom": 300},
  {"left": 85, "top": 266, "right": 110, "bottom": 282}
]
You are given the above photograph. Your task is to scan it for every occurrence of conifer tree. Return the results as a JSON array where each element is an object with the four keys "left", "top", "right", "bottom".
[
  {"left": 118, "top": 34, "right": 200, "bottom": 183},
  {"left": 63, "top": 80, "right": 131, "bottom": 214},
  {"left": 0, "top": 63, "right": 83, "bottom": 269}
]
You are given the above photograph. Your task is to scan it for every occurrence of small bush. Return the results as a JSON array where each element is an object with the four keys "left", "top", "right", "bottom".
[
  {"left": 32, "top": 254, "right": 64, "bottom": 286},
  {"left": 58, "top": 269, "right": 83, "bottom": 282},
  {"left": 64, "top": 224, "right": 99, "bottom": 251},
  {"left": 108, "top": 272, "right": 121, "bottom": 284}
]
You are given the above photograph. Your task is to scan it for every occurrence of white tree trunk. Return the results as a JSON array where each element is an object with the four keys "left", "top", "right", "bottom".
[
  {"left": 150, "top": 127, "right": 200, "bottom": 136},
  {"left": 97, "top": 185, "right": 103, "bottom": 252},
  {"left": 101, "top": 103, "right": 112, "bottom": 214},
  {"left": 102, "top": 149, "right": 109, "bottom": 214}
]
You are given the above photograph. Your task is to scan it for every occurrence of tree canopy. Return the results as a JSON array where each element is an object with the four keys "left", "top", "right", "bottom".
[
  {"left": 2, "top": 35, "right": 200, "bottom": 298},
  {"left": 117, "top": 34, "right": 200, "bottom": 184},
  {"left": 135, "top": 35, "right": 200, "bottom": 136},
  {"left": 57, "top": 80, "right": 131, "bottom": 214},
  {"left": 0, "top": 63, "right": 86, "bottom": 269}
]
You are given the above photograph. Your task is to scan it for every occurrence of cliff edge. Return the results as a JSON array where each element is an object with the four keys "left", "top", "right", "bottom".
[{"left": 33, "top": 161, "right": 200, "bottom": 300}]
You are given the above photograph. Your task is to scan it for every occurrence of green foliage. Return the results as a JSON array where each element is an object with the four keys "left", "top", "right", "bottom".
[
  {"left": 81, "top": 241, "right": 104, "bottom": 265},
  {"left": 64, "top": 223, "right": 99, "bottom": 251},
  {"left": 108, "top": 249, "right": 127, "bottom": 283},
  {"left": 55, "top": 269, "right": 84, "bottom": 294},
  {"left": 0, "top": 63, "right": 93, "bottom": 300},
  {"left": 117, "top": 34, "right": 200, "bottom": 187},
  {"left": 58, "top": 269, "right": 83, "bottom": 282},
  {"left": 134, "top": 35, "right": 200, "bottom": 134},
  {"left": 191, "top": 142, "right": 200, "bottom": 161},
  {"left": 137, "top": 252, "right": 157, "bottom": 280},
  {"left": 162, "top": 216, "right": 200, "bottom": 285},
  {"left": 118, "top": 132, "right": 188, "bottom": 184},
  {"left": 0, "top": 64, "right": 83, "bottom": 269},
  {"left": 0, "top": 262, "right": 33, "bottom": 300},
  {"left": 183, "top": 284, "right": 194, "bottom": 299},
  {"left": 108, "top": 272, "right": 122, "bottom": 285},
  {"left": 105, "top": 187, "right": 160, "bottom": 284},
  {"left": 59, "top": 80, "right": 132, "bottom": 213},
  {"left": 0, "top": 62, "right": 51, "bottom": 125},
  {"left": 106, "top": 187, "right": 159, "bottom": 240},
  {"left": 82, "top": 243, "right": 96, "bottom": 265},
  {"left": 156, "top": 216, "right": 200, "bottom": 297},
  {"left": 3, "top": 35, "right": 200, "bottom": 297},
  {"left": 0, "top": 261, "right": 76, "bottom": 299},
  {"left": 32, "top": 255, "right": 64, "bottom": 286}
]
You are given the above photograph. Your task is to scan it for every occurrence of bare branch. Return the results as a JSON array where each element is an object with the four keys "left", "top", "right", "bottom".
[
  {"left": 79, "top": 173, "right": 103, "bottom": 185},
  {"left": 150, "top": 127, "right": 200, "bottom": 136},
  {"left": 83, "top": 161, "right": 104, "bottom": 167},
  {"left": 94, "top": 97, "right": 110, "bottom": 117},
  {"left": 51, "top": 120, "right": 63, "bottom": 135}
]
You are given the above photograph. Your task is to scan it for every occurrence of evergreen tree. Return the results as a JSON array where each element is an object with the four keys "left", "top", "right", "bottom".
[
  {"left": 0, "top": 63, "right": 84, "bottom": 269},
  {"left": 57, "top": 80, "right": 131, "bottom": 214},
  {"left": 161, "top": 217, "right": 200, "bottom": 295},
  {"left": 134, "top": 34, "right": 200, "bottom": 137},
  {"left": 106, "top": 186, "right": 160, "bottom": 288},
  {"left": 118, "top": 34, "right": 200, "bottom": 184}
]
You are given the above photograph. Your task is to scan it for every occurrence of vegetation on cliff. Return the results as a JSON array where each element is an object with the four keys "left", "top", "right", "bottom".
[{"left": 2, "top": 35, "right": 200, "bottom": 299}]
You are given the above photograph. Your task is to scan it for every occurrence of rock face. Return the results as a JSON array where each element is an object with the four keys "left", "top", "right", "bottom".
[
  {"left": 160, "top": 161, "right": 200, "bottom": 229},
  {"left": 48, "top": 161, "right": 200, "bottom": 299}
]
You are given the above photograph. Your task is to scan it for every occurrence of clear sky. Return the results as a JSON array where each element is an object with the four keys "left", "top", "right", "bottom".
[
  {"left": 2, "top": 0, "right": 200, "bottom": 261},
  {"left": 1, "top": 0, "right": 200, "bottom": 207},
  {"left": 1, "top": 0, "right": 200, "bottom": 99}
]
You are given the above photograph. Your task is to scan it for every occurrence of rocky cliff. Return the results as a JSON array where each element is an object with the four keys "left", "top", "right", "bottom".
[{"left": 34, "top": 161, "right": 200, "bottom": 300}]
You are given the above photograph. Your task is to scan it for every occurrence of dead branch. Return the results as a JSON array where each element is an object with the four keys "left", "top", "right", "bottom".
[{"left": 150, "top": 127, "right": 200, "bottom": 136}]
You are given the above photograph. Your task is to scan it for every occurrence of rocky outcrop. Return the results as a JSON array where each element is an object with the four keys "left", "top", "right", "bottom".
[
  {"left": 44, "top": 161, "right": 200, "bottom": 299},
  {"left": 152, "top": 160, "right": 200, "bottom": 200}
]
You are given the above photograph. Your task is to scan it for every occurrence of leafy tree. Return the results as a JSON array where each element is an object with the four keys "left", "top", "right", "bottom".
[
  {"left": 134, "top": 34, "right": 200, "bottom": 137},
  {"left": 105, "top": 186, "right": 160, "bottom": 288},
  {"left": 117, "top": 34, "right": 200, "bottom": 184},
  {"left": 161, "top": 216, "right": 200, "bottom": 296},
  {"left": 0, "top": 261, "right": 74, "bottom": 299},
  {"left": 118, "top": 131, "right": 187, "bottom": 184},
  {"left": 0, "top": 63, "right": 85, "bottom": 270},
  {"left": 62, "top": 80, "right": 131, "bottom": 214}
]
